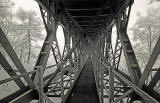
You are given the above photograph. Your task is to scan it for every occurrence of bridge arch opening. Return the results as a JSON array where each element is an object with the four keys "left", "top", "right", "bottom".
[{"left": 56, "top": 25, "right": 65, "bottom": 54}]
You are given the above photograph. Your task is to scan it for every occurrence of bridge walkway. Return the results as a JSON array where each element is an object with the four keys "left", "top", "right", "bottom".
[{"left": 66, "top": 57, "right": 100, "bottom": 103}]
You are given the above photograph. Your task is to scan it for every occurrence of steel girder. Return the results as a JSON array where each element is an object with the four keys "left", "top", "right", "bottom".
[
  {"left": 116, "top": 5, "right": 142, "bottom": 85},
  {"left": 86, "top": 0, "right": 160, "bottom": 102},
  {"left": 37, "top": 2, "right": 87, "bottom": 103},
  {"left": 0, "top": 52, "right": 25, "bottom": 89},
  {"left": 1, "top": 0, "right": 160, "bottom": 102},
  {"left": 35, "top": 1, "right": 91, "bottom": 103}
]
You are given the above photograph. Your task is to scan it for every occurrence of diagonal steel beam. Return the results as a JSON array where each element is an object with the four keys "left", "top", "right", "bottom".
[
  {"left": 148, "top": 68, "right": 160, "bottom": 89},
  {"left": 0, "top": 86, "right": 32, "bottom": 103},
  {"left": 112, "top": 37, "right": 122, "bottom": 70},
  {"left": 90, "top": 39, "right": 159, "bottom": 102},
  {"left": 31, "top": 20, "right": 57, "bottom": 84},
  {"left": 116, "top": 7, "right": 141, "bottom": 84},
  {"left": 138, "top": 36, "right": 160, "bottom": 88},
  {"left": 63, "top": 9, "right": 84, "bottom": 34},
  {"left": 113, "top": 89, "right": 133, "bottom": 103},
  {"left": 31, "top": 1, "right": 58, "bottom": 90},
  {"left": 34, "top": 0, "right": 65, "bottom": 29},
  {"left": 85, "top": 6, "right": 110, "bottom": 31},
  {"left": 37, "top": 0, "right": 82, "bottom": 41},
  {"left": 0, "top": 52, "right": 25, "bottom": 89},
  {"left": 44, "top": 41, "right": 79, "bottom": 87},
  {"left": 100, "top": 0, "right": 133, "bottom": 39},
  {"left": 9, "top": 90, "right": 34, "bottom": 103},
  {"left": 99, "top": 60, "right": 159, "bottom": 103},
  {"left": 0, "top": 28, "right": 35, "bottom": 89}
]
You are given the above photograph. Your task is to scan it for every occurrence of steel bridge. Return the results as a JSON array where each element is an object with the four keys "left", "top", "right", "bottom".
[{"left": 0, "top": 0, "right": 160, "bottom": 103}]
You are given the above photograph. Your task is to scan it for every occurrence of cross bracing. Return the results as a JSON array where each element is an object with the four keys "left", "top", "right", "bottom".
[{"left": 0, "top": 0, "right": 160, "bottom": 103}]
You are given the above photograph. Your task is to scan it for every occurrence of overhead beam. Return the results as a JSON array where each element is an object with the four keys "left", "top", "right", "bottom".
[
  {"left": 85, "top": 6, "right": 110, "bottom": 31},
  {"left": 72, "top": 14, "right": 108, "bottom": 18},
  {"left": 34, "top": 0, "right": 65, "bottom": 29},
  {"left": 63, "top": 9, "right": 84, "bottom": 34},
  {"left": 66, "top": 7, "right": 109, "bottom": 11},
  {"left": 101, "top": 0, "right": 133, "bottom": 39}
]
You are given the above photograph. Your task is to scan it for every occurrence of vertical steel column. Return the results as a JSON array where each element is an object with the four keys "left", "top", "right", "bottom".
[
  {"left": 38, "top": 67, "right": 44, "bottom": 103},
  {"left": 99, "top": 32, "right": 104, "bottom": 103},
  {"left": 116, "top": 4, "right": 142, "bottom": 85},
  {"left": 43, "top": 38, "right": 62, "bottom": 89},
  {"left": 32, "top": 0, "right": 57, "bottom": 89},
  {"left": 107, "top": 35, "right": 114, "bottom": 103}
]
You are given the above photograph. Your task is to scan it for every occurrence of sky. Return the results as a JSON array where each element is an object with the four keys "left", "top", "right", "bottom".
[
  {"left": 129, "top": 0, "right": 148, "bottom": 28},
  {"left": 12, "top": 0, "right": 149, "bottom": 26},
  {"left": 11, "top": 0, "right": 155, "bottom": 50},
  {"left": 12, "top": 0, "right": 65, "bottom": 52}
]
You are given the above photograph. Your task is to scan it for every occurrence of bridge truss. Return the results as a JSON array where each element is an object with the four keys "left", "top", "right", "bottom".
[{"left": 0, "top": 0, "right": 160, "bottom": 103}]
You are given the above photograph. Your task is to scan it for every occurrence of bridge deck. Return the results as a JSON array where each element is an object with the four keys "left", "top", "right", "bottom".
[{"left": 66, "top": 57, "right": 100, "bottom": 103}]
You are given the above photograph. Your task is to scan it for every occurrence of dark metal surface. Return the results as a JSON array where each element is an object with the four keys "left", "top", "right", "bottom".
[
  {"left": 0, "top": 0, "right": 160, "bottom": 102},
  {"left": 66, "top": 57, "right": 100, "bottom": 103}
]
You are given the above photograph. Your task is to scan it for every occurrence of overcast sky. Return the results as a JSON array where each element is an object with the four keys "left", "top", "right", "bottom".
[
  {"left": 12, "top": 0, "right": 150, "bottom": 27},
  {"left": 11, "top": 0, "right": 158, "bottom": 49}
]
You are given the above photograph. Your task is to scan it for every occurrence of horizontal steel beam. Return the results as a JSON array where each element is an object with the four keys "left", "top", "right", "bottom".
[
  {"left": 0, "top": 64, "right": 56, "bottom": 85},
  {"left": 72, "top": 14, "right": 108, "bottom": 18},
  {"left": 66, "top": 7, "right": 110, "bottom": 11},
  {"left": 64, "top": 9, "right": 84, "bottom": 34}
]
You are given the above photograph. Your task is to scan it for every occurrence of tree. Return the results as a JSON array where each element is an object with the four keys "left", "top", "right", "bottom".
[
  {"left": 149, "top": 0, "right": 160, "bottom": 3},
  {"left": 130, "top": 5, "right": 160, "bottom": 70},
  {"left": 16, "top": 8, "right": 43, "bottom": 63},
  {"left": 0, "top": 1, "right": 45, "bottom": 98},
  {"left": 0, "top": 0, "right": 14, "bottom": 56}
]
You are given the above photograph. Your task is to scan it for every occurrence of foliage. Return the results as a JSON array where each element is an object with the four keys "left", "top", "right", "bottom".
[
  {"left": 0, "top": 0, "right": 45, "bottom": 99},
  {"left": 130, "top": 4, "right": 160, "bottom": 69},
  {"left": 0, "top": 5, "right": 44, "bottom": 63}
]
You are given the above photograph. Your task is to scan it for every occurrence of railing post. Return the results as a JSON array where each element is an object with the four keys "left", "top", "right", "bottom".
[
  {"left": 109, "top": 68, "right": 114, "bottom": 103},
  {"left": 38, "top": 67, "right": 44, "bottom": 103},
  {"left": 60, "top": 63, "right": 64, "bottom": 103},
  {"left": 100, "top": 59, "right": 104, "bottom": 103}
]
